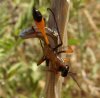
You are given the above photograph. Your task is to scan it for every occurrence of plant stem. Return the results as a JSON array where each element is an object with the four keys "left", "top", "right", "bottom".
[{"left": 43, "top": 0, "right": 70, "bottom": 98}]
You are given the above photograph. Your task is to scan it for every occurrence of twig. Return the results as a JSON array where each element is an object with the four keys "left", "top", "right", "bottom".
[
  {"left": 83, "top": 9, "right": 99, "bottom": 33},
  {"left": 43, "top": 0, "right": 70, "bottom": 98}
]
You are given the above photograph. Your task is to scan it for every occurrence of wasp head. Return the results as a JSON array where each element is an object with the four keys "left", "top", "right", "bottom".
[{"left": 58, "top": 65, "right": 69, "bottom": 77}]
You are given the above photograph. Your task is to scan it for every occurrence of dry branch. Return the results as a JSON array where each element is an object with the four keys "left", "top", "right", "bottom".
[
  {"left": 83, "top": 9, "right": 99, "bottom": 33},
  {"left": 43, "top": 0, "right": 70, "bottom": 98}
]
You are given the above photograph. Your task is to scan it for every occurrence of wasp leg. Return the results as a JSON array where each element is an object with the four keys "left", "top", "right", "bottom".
[
  {"left": 37, "top": 56, "right": 50, "bottom": 67},
  {"left": 57, "top": 46, "right": 73, "bottom": 54},
  {"left": 63, "top": 58, "right": 70, "bottom": 63},
  {"left": 46, "top": 59, "right": 49, "bottom": 66},
  {"left": 53, "top": 43, "right": 62, "bottom": 51},
  {"left": 37, "top": 56, "right": 46, "bottom": 66},
  {"left": 65, "top": 46, "right": 73, "bottom": 53}
]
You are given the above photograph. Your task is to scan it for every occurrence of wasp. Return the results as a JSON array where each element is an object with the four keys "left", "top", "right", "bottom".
[
  {"left": 19, "top": 7, "right": 81, "bottom": 89},
  {"left": 20, "top": 26, "right": 73, "bottom": 76}
]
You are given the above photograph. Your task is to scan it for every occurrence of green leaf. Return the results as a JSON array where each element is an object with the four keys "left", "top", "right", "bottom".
[
  {"left": 7, "top": 63, "right": 21, "bottom": 81},
  {"left": 68, "top": 39, "right": 79, "bottom": 45}
]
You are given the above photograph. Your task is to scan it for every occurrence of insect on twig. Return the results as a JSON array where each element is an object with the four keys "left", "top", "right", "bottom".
[{"left": 19, "top": 7, "right": 81, "bottom": 89}]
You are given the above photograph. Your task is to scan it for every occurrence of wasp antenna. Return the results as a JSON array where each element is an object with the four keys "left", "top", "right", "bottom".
[
  {"left": 47, "top": 8, "right": 62, "bottom": 47},
  {"left": 68, "top": 72, "right": 82, "bottom": 90},
  {"left": 47, "top": 8, "right": 60, "bottom": 35}
]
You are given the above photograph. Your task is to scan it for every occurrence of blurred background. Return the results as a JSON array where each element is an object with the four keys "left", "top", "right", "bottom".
[{"left": 0, "top": 0, "right": 100, "bottom": 98}]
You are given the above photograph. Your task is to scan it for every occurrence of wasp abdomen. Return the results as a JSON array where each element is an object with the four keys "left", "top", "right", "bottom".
[{"left": 32, "top": 8, "right": 42, "bottom": 22}]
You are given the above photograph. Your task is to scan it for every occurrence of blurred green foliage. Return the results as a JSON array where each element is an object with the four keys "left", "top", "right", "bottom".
[
  {"left": 0, "top": 0, "right": 100, "bottom": 98},
  {"left": 0, "top": 0, "right": 50, "bottom": 98}
]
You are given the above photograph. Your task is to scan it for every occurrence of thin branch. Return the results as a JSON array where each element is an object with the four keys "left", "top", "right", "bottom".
[
  {"left": 44, "top": 0, "right": 70, "bottom": 98},
  {"left": 83, "top": 9, "right": 99, "bottom": 33}
]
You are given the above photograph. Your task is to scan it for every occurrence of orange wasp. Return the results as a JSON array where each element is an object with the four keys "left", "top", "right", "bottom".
[
  {"left": 20, "top": 26, "right": 80, "bottom": 88},
  {"left": 19, "top": 8, "right": 81, "bottom": 89},
  {"left": 20, "top": 26, "right": 73, "bottom": 76}
]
